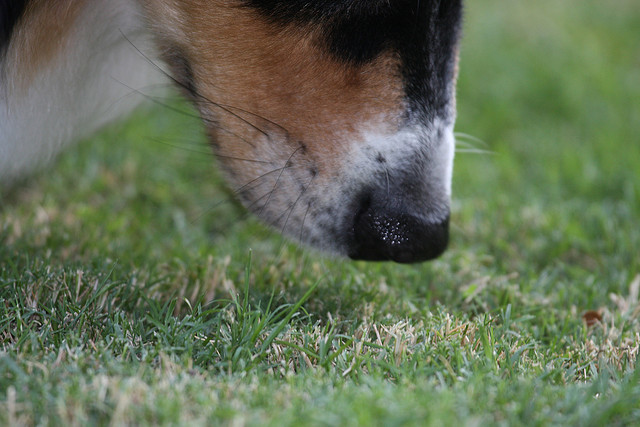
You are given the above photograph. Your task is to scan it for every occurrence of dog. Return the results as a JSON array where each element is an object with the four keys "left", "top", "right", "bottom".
[{"left": 0, "top": 0, "right": 463, "bottom": 263}]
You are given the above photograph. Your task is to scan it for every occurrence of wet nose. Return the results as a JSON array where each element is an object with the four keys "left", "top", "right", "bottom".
[{"left": 348, "top": 199, "right": 449, "bottom": 263}]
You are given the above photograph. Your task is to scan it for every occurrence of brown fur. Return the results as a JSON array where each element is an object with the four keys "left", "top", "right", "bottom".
[
  {"left": 5, "top": 0, "right": 87, "bottom": 93},
  {"left": 142, "top": 0, "right": 405, "bottom": 185}
]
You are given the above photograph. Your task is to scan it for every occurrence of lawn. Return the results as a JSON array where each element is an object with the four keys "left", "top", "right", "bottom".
[{"left": 1, "top": 0, "right": 639, "bottom": 424}]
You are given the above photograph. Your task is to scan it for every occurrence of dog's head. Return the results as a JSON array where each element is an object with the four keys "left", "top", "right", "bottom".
[{"left": 142, "top": 0, "right": 463, "bottom": 262}]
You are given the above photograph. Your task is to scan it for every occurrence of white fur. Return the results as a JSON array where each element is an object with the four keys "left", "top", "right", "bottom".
[
  {"left": 247, "top": 117, "right": 455, "bottom": 254},
  {"left": 348, "top": 118, "right": 455, "bottom": 199},
  {"left": 0, "top": 0, "right": 166, "bottom": 182}
]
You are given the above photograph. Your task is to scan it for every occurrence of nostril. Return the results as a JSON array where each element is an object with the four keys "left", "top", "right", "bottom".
[{"left": 349, "top": 203, "right": 449, "bottom": 263}]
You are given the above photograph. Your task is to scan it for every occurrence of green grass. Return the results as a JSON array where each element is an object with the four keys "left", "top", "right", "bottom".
[{"left": 2, "top": 0, "right": 639, "bottom": 424}]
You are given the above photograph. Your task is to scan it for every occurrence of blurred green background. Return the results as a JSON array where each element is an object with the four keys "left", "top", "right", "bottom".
[{"left": 2, "top": 0, "right": 638, "bottom": 328}]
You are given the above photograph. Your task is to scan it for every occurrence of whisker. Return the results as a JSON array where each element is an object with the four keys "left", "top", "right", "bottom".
[
  {"left": 454, "top": 141, "right": 494, "bottom": 155},
  {"left": 278, "top": 174, "right": 316, "bottom": 236},
  {"left": 454, "top": 132, "right": 494, "bottom": 155},
  {"left": 120, "top": 31, "right": 286, "bottom": 143},
  {"left": 149, "top": 137, "right": 272, "bottom": 164},
  {"left": 111, "top": 78, "right": 259, "bottom": 148},
  {"left": 455, "top": 148, "right": 495, "bottom": 155},
  {"left": 214, "top": 154, "right": 273, "bottom": 165},
  {"left": 148, "top": 137, "right": 213, "bottom": 157},
  {"left": 233, "top": 165, "right": 289, "bottom": 199},
  {"left": 196, "top": 98, "right": 271, "bottom": 144},
  {"left": 242, "top": 189, "right": 275, "bottom": 214},
  {"left": 200, "top": 188, "right": 272, "bottom": 232},
  {"left": 298, "top": 201, "right": 312, "bottom": 247},
  {"left": 257, "top": 145, "right": 305, "bottom": 217},
  {"left": 189, "top": 166, "right": 284, "bottom": 224},
  {"left": 271, "top": 174, "right": 315, "bottom": 263},
  {"left": 214, "top": 103, "right": 289, "bottom": 136},
  {"left": 110, "top": 81, "right": 175, "bottom": 106},
  {"left": 454, "top": 132, "right": 488, "bottom": 146}
]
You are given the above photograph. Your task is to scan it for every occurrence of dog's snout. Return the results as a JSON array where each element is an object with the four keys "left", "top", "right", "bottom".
[{"left": 348, "top": 197, "right": 449, "bottom": 263}]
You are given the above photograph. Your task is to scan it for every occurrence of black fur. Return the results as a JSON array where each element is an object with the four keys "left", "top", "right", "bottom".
[
  {"left": 0, "top": 0, "right": 29, "bottom": 56},
  {"left": 243, "top": 0, "right": 463, "bottom": 121}
]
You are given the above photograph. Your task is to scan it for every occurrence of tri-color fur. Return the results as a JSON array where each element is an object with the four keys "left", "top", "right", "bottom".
[{"left": 0, "top": 0, "right": 463, "bottom": 263}]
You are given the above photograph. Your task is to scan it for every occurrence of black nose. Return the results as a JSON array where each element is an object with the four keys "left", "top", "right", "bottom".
[{"left": 348, "top": 201, "right": 449, "bottom": 263}]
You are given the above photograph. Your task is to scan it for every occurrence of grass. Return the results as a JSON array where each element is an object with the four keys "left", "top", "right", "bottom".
[{"left": 1, "top": 0, "right": 639, "bottom": 424}]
